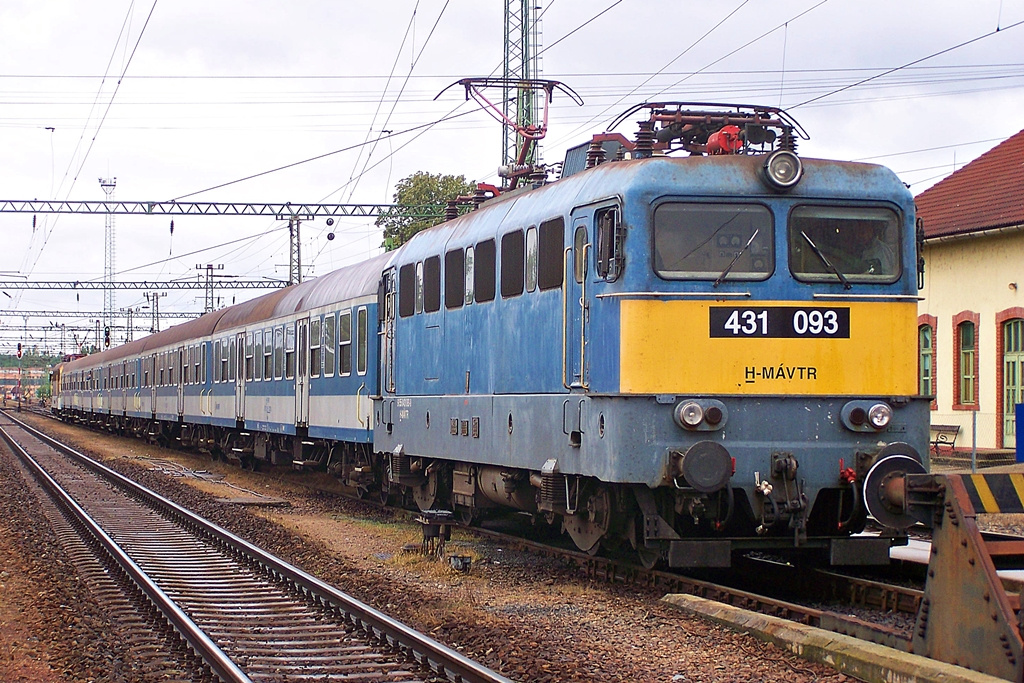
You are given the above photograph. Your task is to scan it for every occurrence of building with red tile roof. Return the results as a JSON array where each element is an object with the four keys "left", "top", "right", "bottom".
[{"left": 915, "top": 129, "right": 1024, "bottom": 451}]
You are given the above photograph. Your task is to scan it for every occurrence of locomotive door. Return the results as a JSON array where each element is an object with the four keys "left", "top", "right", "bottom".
[
  {"left": 379, "top": 269, "right": 396, "bottom": 394},
  {"left": 563, "top": 219, "right": 590, "bottom": 389},
  {"left": 295, "top": 318, "right": 309, "bottom": 426},
  {"left": 234, "top": 332, "right": 246, "bottom": 422}
]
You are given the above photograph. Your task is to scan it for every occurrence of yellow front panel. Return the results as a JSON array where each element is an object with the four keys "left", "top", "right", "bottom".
[{"left": 619, "top": 300, "right": 917, "bottom": 395}]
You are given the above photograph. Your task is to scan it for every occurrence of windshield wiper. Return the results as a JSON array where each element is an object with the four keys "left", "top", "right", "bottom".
[
  {"left": 713, "top": 228, "right": 759, "bottom": 287},
  {"left": 799, "top": 230, "right": 851, "bottom": 290}
]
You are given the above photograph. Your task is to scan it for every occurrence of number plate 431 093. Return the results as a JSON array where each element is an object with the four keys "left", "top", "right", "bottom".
[{"left": 709, "top": 306, "right": 850, "bottom": 338}]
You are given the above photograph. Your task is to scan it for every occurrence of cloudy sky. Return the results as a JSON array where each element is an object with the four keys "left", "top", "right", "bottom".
[{"left": 1, "top": 0, "right": 1022, "bottom": 351}]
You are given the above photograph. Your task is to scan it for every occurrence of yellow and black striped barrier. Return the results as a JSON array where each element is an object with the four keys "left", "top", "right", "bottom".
[{"left": 961, "top": 473, "right": 1024, "bottom": 515}]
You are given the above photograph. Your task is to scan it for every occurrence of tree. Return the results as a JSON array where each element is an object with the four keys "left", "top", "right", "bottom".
[{"left": 377, "top": 171, "right": 475, "bottom": 250}]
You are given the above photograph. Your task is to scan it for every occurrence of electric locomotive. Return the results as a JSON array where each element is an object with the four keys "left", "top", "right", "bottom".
[
  {"left": 52, "top": 102, "right": 929, "bottom": 569},
  {"left": 374, "top": 103, "right": 929, "bottom": 568}
]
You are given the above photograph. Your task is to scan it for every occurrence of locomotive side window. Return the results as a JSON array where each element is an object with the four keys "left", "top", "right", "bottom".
[
  {"left": 324, "top": 313, "right": 336, "bottom": 377},
  {"left": 445, "top": 248, "right": 465, "bottom": 309},
  {"left": 423, "top": 255, "right": 441, "bottom": 313},
  {"left": 398, "top": 263, "right": 416, "bottom": 317},
  {"left": 525, "top": 227, "right": 538, "bottom": 292},
  {"left": 595, "top": 207, "right": 622, "bottom": 281},
  {"left": 573, "top": 225, "right": 588, "bottom": 283},
  {"left": 538, "top": 217, "right": 564, "bottom": 290},
  {"left": 415, "top": 262, "right": 424, "bottom": 314},
  {"left": 339, "top": 311, "right": 352, "bottom": 376},
  {"left": 654, "top": 203, "right": 773, "bottom": 280},
  {"left": 475, "top": 239, "right": 496, "bottom": 302},
  {"left": 789, "top": 205, "right": 900, "bottom": 283},
  {"left": 464, "top": 246, "right": 475, "bottom": 304},
  {"left": 310, "top": 316, "right": 321, "bottom": 378},
  {"left": 501, "top": 229, "right": 525, "bottom": 298}
]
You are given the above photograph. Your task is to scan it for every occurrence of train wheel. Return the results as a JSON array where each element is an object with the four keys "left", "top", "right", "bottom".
[
  {"left": 454, "top": 505, "right": 476, "bottom": 526},
  {"left": 563, "top": 484, "right": 612, "bottom": 554}
]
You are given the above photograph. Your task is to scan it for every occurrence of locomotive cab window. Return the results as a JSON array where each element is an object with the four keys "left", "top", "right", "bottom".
[
  {"left": 789, "top": 205, "right": 900, "bottom": 284},
  {"left": 654, "top": 203, "right": 773, "bottom": 280}
]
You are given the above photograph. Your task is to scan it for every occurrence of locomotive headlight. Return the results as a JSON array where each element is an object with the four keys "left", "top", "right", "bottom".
[
  {"left": 762, "top": 150, "right": 803, "bottom": 191},
  {"left": 675, "top": 401, "right": 704, "bottom": 428},
  {"left": 868, "top": 403, "right": 893, "bottom": 429}
]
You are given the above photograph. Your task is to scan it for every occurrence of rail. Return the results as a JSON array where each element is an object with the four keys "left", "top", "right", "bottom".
[
  {"left": 0, "top": 422, "right": 251, "bottom": 682},
  {"left": 3, "top": 411, "right": 516, "bottom": 683}
]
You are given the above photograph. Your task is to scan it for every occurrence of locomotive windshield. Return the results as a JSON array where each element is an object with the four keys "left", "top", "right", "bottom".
[
  {"left": 788, "top": 205, "right": 900, "bottom": 284},
  {"left": 653, "top": 203, "right": 773, "bottom": 280}
]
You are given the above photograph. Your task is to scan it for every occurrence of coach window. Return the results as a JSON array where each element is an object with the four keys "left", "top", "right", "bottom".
[
  {"left": 310, "top": 316, "right": 322, "bottom": 378},
  {"left": 464, "top": 246, "right": 475, "bottom": 305},
  {"left": 273, "top": 326, "right": 284, "bottom": 380},
  {"left": 245, "top": 333, "right": 254, "bottom": 381},
  {"left": 324, "top": 313, "right": 336, "bottom": 377},
  {"left": 213, "top": 341, "right": 222, "bottom": 382},
  {"left": 223, "top": 340, "right": 232, "bottom": 382},
  {"left": 263, "top": 329, "right": 273, "bottom": 380},
  {"left": 228, "top": 338, "right": 236, "bottom": 382},
  {"left": 193, "top": 346, "right": 200, "bottom": 385},
  {"left": 285, "top": 324, "right": 296, "bottom": 380},
  {"left": 538, "top": 217, "right": 564, "bottom": 290},
  {"left": 254, "top": 333, "right": 263, "bottom": 380},
  {"left": 160, "top": 353, "right": 167, "bottom": 386},
  {"left": 339, "top": 310, "right": 352, "bottom": 376},
  {"left": 201, "top": 342, "right": 208, "bottom": 384},
  {"left": 357, "top": 307, "right": 368, "bottom": 375},
  {"left": 169, "top": 354, "right": 175, "bottom": 386},
  {"left": 655, "top": 203, "right": 773, "bottom": 280},
  {"left": 475, "top": 239, "right": 496, "bottom": 302},
  {"left": 501, "top": 229, "right": 526, "bottom": 298},
  {"left": 445, "top": 249, "right": 465, "bottom": 309},
  {"left": 423, "top": 256, "right": 441, "bottom": 313},
  {"left": 398, "top": 263, "right": 416, "bottom": 317}
]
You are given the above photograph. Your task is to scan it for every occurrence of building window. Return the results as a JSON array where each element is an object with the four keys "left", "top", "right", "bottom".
[
  {"left": 919, "top": 324, "right": 934, "bottom": 396},
  {"left": 958, "top": 320, "right": 976, "bottom": 406}
]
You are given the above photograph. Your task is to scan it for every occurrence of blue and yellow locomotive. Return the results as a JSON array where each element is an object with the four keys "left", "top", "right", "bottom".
[{"left": 53, "top": 103, "right": 929, "bottom": 568}]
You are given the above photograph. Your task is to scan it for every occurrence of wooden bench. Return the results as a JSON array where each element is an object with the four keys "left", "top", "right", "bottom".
[{"left": 930, "top": 424, "right": 960, "bottom": 456}]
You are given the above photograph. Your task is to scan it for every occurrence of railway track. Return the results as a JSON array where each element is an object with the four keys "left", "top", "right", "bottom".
[
  {"left": 0, "top": 411, "right": 514, "bottom": 683},
  {"left": 20, "top": 410, "right": 1024, "bottom": 679}
]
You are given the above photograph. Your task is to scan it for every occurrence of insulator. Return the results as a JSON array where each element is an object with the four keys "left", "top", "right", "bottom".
[
  {"left": 633, "top": 120, "right": 656, "bottom": 159},
  {"left": 585, "top": 139, "right": 606, "bottom": 168},
  {"left": 778, "top": 127, "right": 798, "bottom": 153}
]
